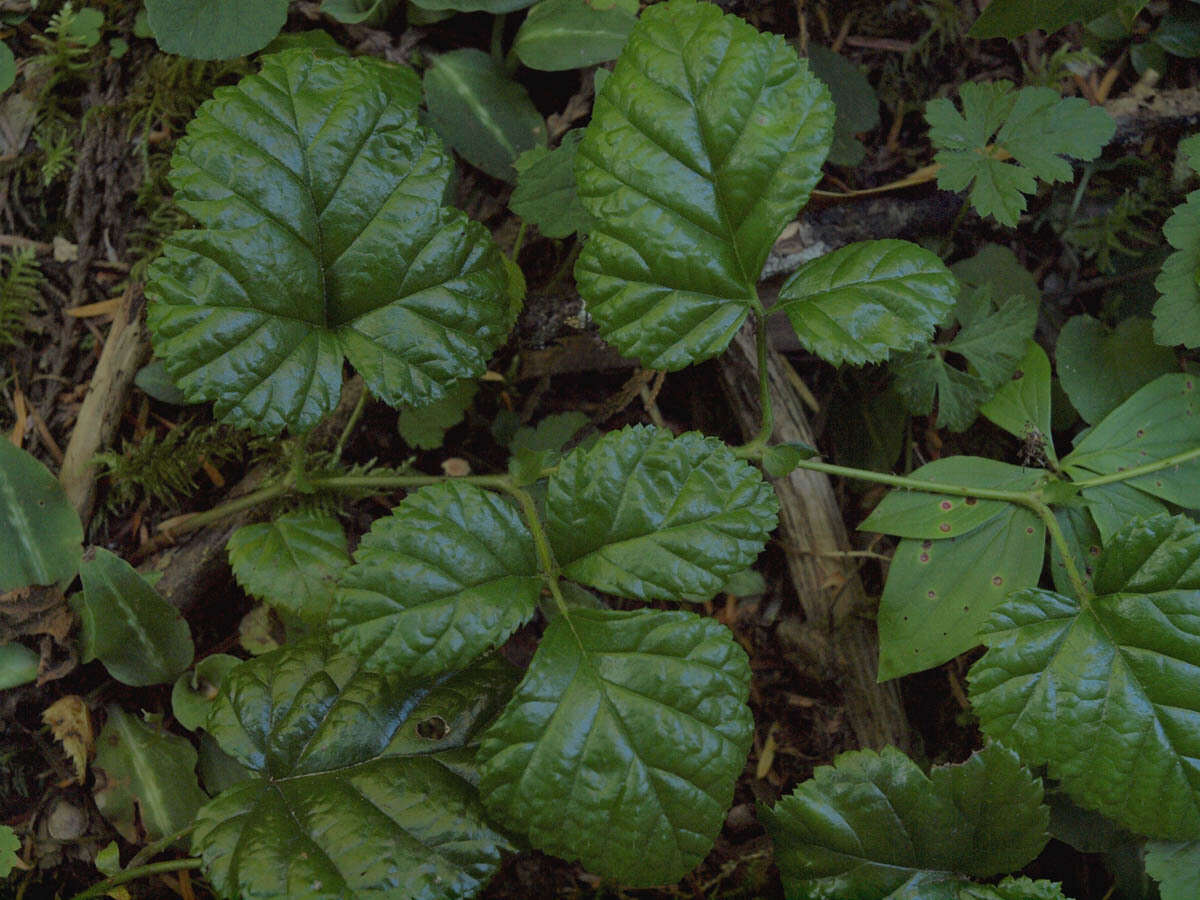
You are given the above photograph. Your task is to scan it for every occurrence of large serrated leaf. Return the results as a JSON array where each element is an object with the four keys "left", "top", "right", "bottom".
[
  {"left": 332, "top": 482, "right": 541, "bottom": 675},
  {"left": 1061, "top": 373, "right": 1200, "bottom": 507},
  {"left": 775, "top": 239, "right": 956, "bottom": 365},
  {"left": 147, "top": 51, "right": 514, "bottom": 434},
  {"left": 546, "top": 425, "right": 778, "bottom": 602},
  {"left": 194, "top": 642, "right": 518, "bottom": 900},
  {"left": 574, "top": 0, "right": 833, "bottom": 369},
  {"left": 761, "top": 744, "right": 1049, "bottom": 899},
  {"left": 72, "top": 549, "right": 193, "bottom": 686},
  {"left": 226, "top": 510, "right": 350, "bottom": 624},
  {"left": 1056, "top": 315, "right": 1177, "bottom": 424},
  {"left": 144, "top": 0, "right": 289, "bottom": 59},
  {"left": 478, "top": 607, "right": 752, "bottom": 886},
  {"left": 969, "top": 514, "right": 1200, "bottom": 839},
  {"left": 514, "top": 0, "right": 637, "bottom": 71},
  {"left": 0, "top": 441, "right": 82, "bottom": 592},
  {"left": 1153, "top": 190, "right": 1200, "bottom": 348}
]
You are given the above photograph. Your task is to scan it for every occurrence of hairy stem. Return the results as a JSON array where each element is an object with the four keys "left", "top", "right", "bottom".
[
  {"left": 68, "top": 859, "right": 203, "bottom": 900},
  {"left": 1069, "top": 444, "right": 1200, "bottom": 489}
]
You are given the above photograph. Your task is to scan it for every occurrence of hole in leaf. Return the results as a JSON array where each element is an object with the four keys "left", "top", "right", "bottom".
[{"left": 416, "top": 716, "right": 450, "bottom": 740}]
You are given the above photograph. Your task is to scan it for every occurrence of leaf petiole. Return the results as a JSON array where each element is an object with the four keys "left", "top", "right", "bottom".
[{"left": 68, "top": 858, "right": 203, "bottom": 900}]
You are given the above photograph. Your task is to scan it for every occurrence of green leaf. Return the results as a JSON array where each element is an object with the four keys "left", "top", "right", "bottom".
[
  {"left": 0, "top": 641, "right": 38, "bottom": 689},
  {"left": 93, "top": 706, "right": 208, "bottom": 843},
  {"left": 423, "top": 49, "right": 546, "bottom": 182},
  {"left": 1062, "top": 373, "right": 1200, "bottom": 507},
  {"left": 227, "top": 510, "right": 351, "bottom": 624},
  {"left": 950, "top": 244, "right": 1041, "bottom": 320},
  {"left": 478, "top": 607, "right": 753, "bottom": 886},
  {"left": 762, "top": 441, "right": 819, "bottom": 478},
  {"left": 761, "top": 744, "right": 1049, "bottom": 899},
  {"left": 0, "top": 42, "right": 15, "bottom": 94},
  {"left": 1154, "top": 4, "right": 1200, "bottom": 57},
  {"left": 72, "top": 549, "right": 193, "bottom": 686},
  {"left": 574, "top": 0, "right": 833, "bottom": 370},
  {"left": 171, "top": 653, "right": 241, "bottom": 731},
  {"left": 1146, "top": 840, "right": 1200, "bottom": 900},
  {"left": 547, "top": 425, "right": 778, "bottom": 602},
  {"left": 509, "top": 129, "right": 592, "bottom": 238},
  {"left": 969, "top": 0, "right": 1111, "bottom": 37},
  {"left": 1050, "top": 505, "right": 1100, "bottom": 597},
  {"left": 144, "top": 0, "right": 288, "bottom": 59},
  {"left": 1081, "top": 480, "right": 1168, "bottom": 544},
  {"left": 397, "top": 378, "right": 478, "bottom": 450},
  {"left": 194, "top": 642, "right": 518, "bottom": 900},
  {"left": 134, "top": 359, "right": 191, "bottom": 405},
  {"left": 409, "top": 0, "right": 536, "bottom": 10},
  {"left": 332, "top": 482, "right": 541, "bottom": 675},
  {"left": 507, "top": 410, "right": 590, "bottom": 479},
  {"left": 963, "top": 878, "right": 1073, "bottom": 900},
  {"left": 0, "top": 442, "right": 82, "bottom": 592},
  {"left": 0, "top": 824, "right": 19, "bottom": 878},
  {"left": 95, "top": 841, "right": 120, "bottom": 876},
  {"left": 776, "top": 239, "right": 957, "bottom": 366},
  {"left": 261, "top": 29, "right": 349, "bottom": 57},
  {"left": 805, "top": 44, "right": 879, "bottom": 167},
  {"left": 320, "top": 0, "right": 402, "bottom": 25},
  {"left": 969, "top": 514, "right": 1200, "bottom": 839},
  {"left": 1057, "top": 315, "right": 1177, "bottom": 423},
  {"left": 514, "top": 0, "right": 637, "bottom": 71},
  {"left": 980, "top": 340, "right": 1057, "bottom": 463},
  {"left": 926, "top": 81, "right": 1115, "bottom": 226},
  {"left": 1153, "top": 190, "right": 1200, "bottom": 348},
  {"left": 147, "top": 51, "right": 514, "bottom": 434}
]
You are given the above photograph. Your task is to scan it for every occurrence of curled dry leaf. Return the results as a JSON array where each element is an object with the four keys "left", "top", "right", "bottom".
[{"left": 42, "top": 695, "right": 93, "bottom": 783}]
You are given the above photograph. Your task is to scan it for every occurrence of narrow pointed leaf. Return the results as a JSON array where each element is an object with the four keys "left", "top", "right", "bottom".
[
  {"left": 147, "top": 51, "right": 514, "bottom": 434},
  {"left": 547, "top": 425, "right": 778, "bottom": 602},
  {"left": 194, "top": 642, "right": 518, "bottom": 900},
  {"left": 478, "top": 607, "right": 753, "bottom": 886},
  {"left": 970, "top": 514, "right": 1200, "bottom": 839},
  {"left": 776, "top": 239, "right": 956, "bottom": 365},
  {"left": 761, "top": 744, "right": 1049, "bottom": 899},
  {"left": 332, "top": 482, "right": 541, "bottom": 675},
  {"left": 0, "top": 441, "right": 82, "bottom": 591},
  {"left": 574, "top": 0, "right": 834, "bottom": 369}
]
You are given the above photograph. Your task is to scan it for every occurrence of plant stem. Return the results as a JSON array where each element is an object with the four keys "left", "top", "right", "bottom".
[
  {"left": 309, "top": 473, "right": 511, "bottom": 492},
  {"left": 1069, "top": 444, "right": 1200, "bottom": 489},
  {"left": 332, "top": 388, "right": 370, "bottom": 464},
  {"left": 490, "top": 14, "right": 507, "bottom": 68},
  {"left": 786, "top": 457, "right": 1039, "bottom": 503},
  {"left": 125, "top": 824, "right": 196, "bottom": 870},
  {"left": 1034, "top": 500, "right": 1090, "bottom": 600},
  {"left": 511, "top": 220, "right": 528, "bottom": 261},
  {"left": 734, "top": 311, "right": 774, "bottom": 457},
  {"left": 68, "top": 859, "right": 203, "bottom": 900},
  {"left": 499, "top": 481, "right": 572, "bottom": 621}
]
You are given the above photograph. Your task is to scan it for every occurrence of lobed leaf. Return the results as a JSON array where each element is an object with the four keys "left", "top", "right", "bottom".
[
  {"left": 980, "top": 340, "right": 1056, "bottom": 463},
  {"left": 194, "top": 642, "right": 518, "bottom": 900},
  {"left": 397, "top": 378, "right": 478, "bottom": 450},
  {"left": 546, "top": 425, "right": 778, "bottom": 602},
  {"left": 1153, "top": 190, "right": 1200, "bottom": 348},
  {"left": 0, "top": 441, "right": 82, "bottom": 592},
  {"left": 478, "top": 607, "right": 753, "bottom": 886},
  {"left": 969, "top": 514, "right": 1200, "bottom": 839},
  {"left": 574, "top": 0, "right": 834, "bottom": 369},
  {"left": 147, "top": 51, "right": 515, "bottom": 434}
]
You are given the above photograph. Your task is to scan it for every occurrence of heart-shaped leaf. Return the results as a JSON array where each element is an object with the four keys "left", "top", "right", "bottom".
[
  {"left": 970, "top": 514, "right": 1200, "bottom": 839},
  {"left": 574, "top": 0, "right": 833, "bottom": 369},
  {"left": 0, "top": 442, "right": 82, "bottom": 592},
  {"left": 147, "top": 50, "right": 516, "bottom": 434},
  {"left": 478, "top": 607, "right": 753, "bottom": 886},
  {"left": 547, "top": 425, "right": 779, "bottom": 602},
  {"left": 193, "top": 642, "right": 518, "bottom": 900},
  {"left": 331, "top": 482, "right": 542, "bottom": 675}
]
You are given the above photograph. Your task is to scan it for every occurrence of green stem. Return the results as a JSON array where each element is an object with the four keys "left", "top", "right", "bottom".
[
  {"left": 497, "top": 480, "right": 572, "bottom": 621},
  {"left": 490, "top": 14, "right": 507, "bottom": 68},
  {"left": 787, "top": 457, "right": 1039, "bottom": 503},
  {"left": 125, "top": 824, "right": 196, "bottom": 871},
  {"left": 69, "top": 859, "right": 203, "bottom": 900},
  {"left": 734, "top": 311, "right": 774, "bottom": 458},
  {"left": 510, "top": 220, "right": 528, "bottom": 262},
  {"left": 332, "top": 388, "right": 370, "bottom": 464},
  {"left": 1035, "top": 500, "right": 1091, "bottom": 600},
  {"left": 309, "top": 473, "right": 511, "bottom": 492},
  {"left": 1069, "top": 444, "right": 1200, "bottom": 489}
]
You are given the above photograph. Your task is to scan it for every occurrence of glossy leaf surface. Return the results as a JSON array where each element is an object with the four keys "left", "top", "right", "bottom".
[
  {"left": 478, "top": 607, "right": 753, "bottom": 886},
  {"left": 761, "top": 745, "right": 1049, "bottom": 899},
  {"left": 776, "top": 239, "right": 956, "bottom": 365},
  {"left": 0, "top": 441, "right": 82, "bottom": 592},
  {"left": 575, "top": 0, "right": 833, "bottom": 369},
  {"left": 514, "top": 0, "right": 637, "bottom": 71},
  {"left": 547, "top": 426, "right": 778, "bottom": 602},
  {"left": 1056, "top": 315, "right": 1176, "bottom": 424},
  {"left": 147, "top": 51, "right": 514, "bottom": 434},
  {"left": 970, "top": 514, "right": 1200, "bottom": 838},
  {"left": 73, "top": 549, "right": 193, "bottom": 686},
  {"left": 1153, "top": 190, "right": 1200, "bottom": 347},
  {"left": 227, "top": 510, "right": 350, "bottom": 624},
  {"left": 144, "top": 0, "right": 288, "bottom": 59},
  {"left": 194, "top": 643, "right": 518, "bottom": 900},
  {"left": 332, "top": 482, "right": 541, "bottom": 674}
]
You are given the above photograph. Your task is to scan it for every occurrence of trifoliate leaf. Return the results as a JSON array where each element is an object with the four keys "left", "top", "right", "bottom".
[
  {"left": 72, "top": 549, "right": 193, "bottom": 686},
  {"left": 171, "top": 654, "right": 241, "bottom": 731},
  {"left": 1153, "top": 190, "right": 1200, "bottom": 348},
  {"left": 227, "top": 510, "right": 350, "bottom": 624},
  {"left": 926, "top": 81, "right": 1115, "bottom": 226},
  {"left": 761, "top": 744, "right": 1049, "bottom": 899},
  {"left": 1057, "top": 315, "right": 1177, "bottom": 423},
  {"left": 513, "top": 0, "right": 637, "bottom": 71},
  {"left": 195, "top": 643, "right": 518, "bottom": 900},
  {"left": 332, "top": 482, "right": 541, "bottom": 675},
  {"left": 94, "top": 706, "right": 207, "bottom": 843},
  {"left": 1146, "top": 840, "right": 1200, "bottom": 900},
  {"left": 980, "top": 341, "right": 1057, "bottom": 463},
  {"left": 776, "top": 240, "right": 957, "bottom": 365},
  {"left": 0, "top": 825, "right": 20, "bottom": 878},
  {"left": 423, "top": 49, "right": 546, "bottom": 182},
  {"left": 147, "top": 51, "right": 514, "bottom": 434},
  {"left": 1061, "top": 373, "right": 1200, "bottom": 507},
  {"left": 547, "top": 425, "right": 779, "bottom": 603},
  {"left": 969, "top": 0, "right": 1111, "bottom": 37},
  {"left": 806, "top": 44, "right": 880, "bottom": 166},
  {"left": 144, "top": 0, "right": 288, "bottom": 59},
  {"left": 397, "top": 378, "right": 478, "bottom": 450},
  {"left": 575, "top": 0, "right": 833, "bottom": 369},
  {"left": 970, "top": 514, "right": 1200, "bottom": 839},
  {"left": 478, "top": 607, "right": 753, "bottom": 886},
  {"left": 0, "top": 441, "right": 83, "bottom": 592},
  {"left": 509, "top": 130, "right": 591, "bottom": 238},
  {"left": 320, "top": 0, "right": 403, "bottom": 25}
]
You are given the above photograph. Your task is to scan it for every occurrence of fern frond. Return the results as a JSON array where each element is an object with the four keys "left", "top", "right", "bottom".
[{"left": 0, "top": 248, "right": 43, "bottom": 349}]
